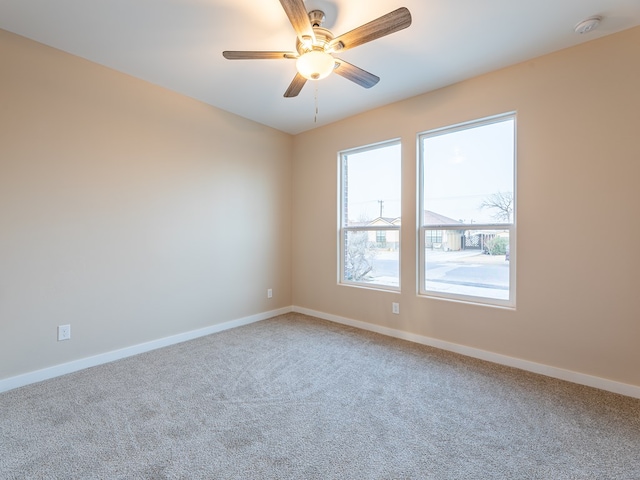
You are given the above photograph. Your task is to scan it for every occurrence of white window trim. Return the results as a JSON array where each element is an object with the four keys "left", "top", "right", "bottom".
[
  {"left": 338, "top": 139, "right": 401, "bottom": 292},
  {"left": 417, "top": 112, "right": 516, "bottom": 308}
]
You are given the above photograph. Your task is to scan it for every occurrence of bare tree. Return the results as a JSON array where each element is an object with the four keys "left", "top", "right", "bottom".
[
  {"left": 344, "top": 231, "right": 375, "bottom": 281},
  {"left": 480, "top": 191, "right": 513, "bottom": 222}
]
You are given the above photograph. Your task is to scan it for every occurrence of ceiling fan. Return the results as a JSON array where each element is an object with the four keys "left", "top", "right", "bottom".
[{"left": 222, "top": 0, "right": 412, "bottom": 98}]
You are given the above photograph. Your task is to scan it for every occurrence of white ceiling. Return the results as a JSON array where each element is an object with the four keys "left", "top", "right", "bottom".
[{"left": 2, "top": 0, "right": 639, "bottom": 134}]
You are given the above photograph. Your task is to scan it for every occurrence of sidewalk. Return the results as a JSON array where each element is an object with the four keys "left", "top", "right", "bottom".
[{"left": 426, "top": 249, "right": 482, "bottom": 261}]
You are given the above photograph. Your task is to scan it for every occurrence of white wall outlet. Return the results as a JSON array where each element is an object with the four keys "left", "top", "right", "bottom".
[
  {"left": 58, "top": 324, "right": 71, "bottom": 341},
  {"left": 267, "top": 288, "right": 273, "bottom": 299},
  {"left": 392, "top": 302, "right": 400, "bottom": 315}
]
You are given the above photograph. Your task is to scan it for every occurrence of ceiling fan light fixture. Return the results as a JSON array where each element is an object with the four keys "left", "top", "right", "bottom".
[
  {"left": 296, "top": 50, "right": 335, "bottom": 80},
  {"left": 222, "top": 3, "right": 412, "bottom": 97},
  {"left": 300, "top": 35, "right": 314, "bottom": 48}
]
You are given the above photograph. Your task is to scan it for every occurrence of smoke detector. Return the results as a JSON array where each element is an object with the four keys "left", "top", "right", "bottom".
[{"left": 574, "top": 16, "right": 602, "bottom": 34}]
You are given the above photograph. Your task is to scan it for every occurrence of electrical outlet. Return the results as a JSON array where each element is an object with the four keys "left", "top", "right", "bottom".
[
  {"left": 58, "top": 324, "right": 71, "bottom": 341},
  {"left": 392, "top": 302, "right": 400, "bottom": 315},
  {"left": 267, "top": 288, "right": 273, "bottom": 299}
]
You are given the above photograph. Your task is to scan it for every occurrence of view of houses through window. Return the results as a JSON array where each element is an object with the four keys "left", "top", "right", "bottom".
[
  {"left": 338, "top": 114, "right": 515, "bottom": 307},
  {"left": 339, "top": 140, "right": 401, "bottom": 289},
  {"left": 419, "top": 113, "right": 516, "bottom": 306}
]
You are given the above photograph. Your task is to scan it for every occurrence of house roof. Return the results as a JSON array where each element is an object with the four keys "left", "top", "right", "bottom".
[
  {"left": 368, "top": 217, "right": 401, "bottom": 226},
  {"left": 423, "top": 211, "right": 462, "bottom": 226},
  {"left": 350, "top": 212, "right": 459, "bottom": 227}
]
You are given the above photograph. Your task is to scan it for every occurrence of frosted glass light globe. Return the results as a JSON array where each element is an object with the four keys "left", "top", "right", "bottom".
[{"left": 296, "top": 51, "right": 335, "bottom": 80}]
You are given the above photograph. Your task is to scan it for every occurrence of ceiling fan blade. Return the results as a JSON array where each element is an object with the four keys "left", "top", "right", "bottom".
[
  {"left": 284, "top": 73, "right": 307, "bottom": 98},
  {"left": 222, "top": 51, "right": 295, "bottom": 60},
  {"left": 328, "top": 7, "right": 412, "bottom": 52},
  {"left": 334, "top": 59, "right": 380, "bottom": 89},
  {"left": 279, "top": 0, "right": 316, "bottom": 43}
]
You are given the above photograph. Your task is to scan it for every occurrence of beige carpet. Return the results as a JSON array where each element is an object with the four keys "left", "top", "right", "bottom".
[{"left": 1, "top": 312, "right": 639, "bottom": 479}]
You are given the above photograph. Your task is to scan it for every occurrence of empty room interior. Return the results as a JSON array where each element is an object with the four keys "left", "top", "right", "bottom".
[{"left": 1, "top": 0, "right": 639, "bottom": 478}]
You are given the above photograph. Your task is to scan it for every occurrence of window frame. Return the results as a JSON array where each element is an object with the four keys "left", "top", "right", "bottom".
[
  {"left": 338, "top": 139, "right": 402, "bottom": 292},
  {"left": 418, "top": 113, "right": 516, "bottom": 308}
]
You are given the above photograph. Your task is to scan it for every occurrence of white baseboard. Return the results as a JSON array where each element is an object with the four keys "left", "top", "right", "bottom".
[
  {"left": 0, "top": 306, "right": 293, "bottom": 394},
  {"left": 293, "top": 306, "right": 640, "bottom": 400},
  {"left": 5, "top": 305, "right": 639, "bottom": 400}
]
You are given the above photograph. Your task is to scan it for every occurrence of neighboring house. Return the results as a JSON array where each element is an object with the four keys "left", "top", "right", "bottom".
[
  {"left": 366, "top": 217, "right": 401, "bottom": 250},
  {"left": 423, "top": 210, "right": 465, "bottom": 251},
  {"left": 422, "top": 211, "right": 510, "bottom": 254},
  {"left": 362, "top": 211, "right": 467, "bottom": 252},
  {"left": 360, "top": 211, "right": 507, "bottom": 254}
]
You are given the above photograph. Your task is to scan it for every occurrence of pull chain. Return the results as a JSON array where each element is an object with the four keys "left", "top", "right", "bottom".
[{"left": 314, "top": 82, "right": 319, "bottom": 123}]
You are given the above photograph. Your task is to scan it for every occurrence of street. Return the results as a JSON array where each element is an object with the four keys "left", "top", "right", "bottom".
[{"left": 368, "top": 250, "right": 509, "bottom": 297}]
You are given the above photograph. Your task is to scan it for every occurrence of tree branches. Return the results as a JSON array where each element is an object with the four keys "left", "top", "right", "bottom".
[{"left": 480, "top": 191, "right": 513, "bottom": 222}]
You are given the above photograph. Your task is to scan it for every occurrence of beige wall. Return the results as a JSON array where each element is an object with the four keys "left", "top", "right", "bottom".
[
  {"left": 3, "top": 25, "right": 640, "bottom": 390},
  {"left": 0, "top": 30, "right": 292, "bottom": 379},
  {"left": 292, "top": 27, "right": 640, "bottom": 387}
]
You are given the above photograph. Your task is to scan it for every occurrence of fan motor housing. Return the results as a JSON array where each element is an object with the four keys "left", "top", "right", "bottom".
[
  {"left": 296, "top": 26, "right": 334, "bottom": 55},
  {"left": 295, "top": 11, "right": 336, "bottom": 55}
]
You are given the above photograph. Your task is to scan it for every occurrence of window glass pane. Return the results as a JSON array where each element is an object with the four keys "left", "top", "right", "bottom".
[
  {"left": 344, "top": 230, "right": 399, "bottom": 288},
  {"left": 424, "top": 229, "right": 510, "bottom": 300},
  {"left": 340, "top": 140, "right": 401, "bottom": 290},
  {"left": 419, "top": 113, "right": 515, "bottom": 306},
  {"left": 423, "top": 119, "right": 514, "bottom": 224},
  {"left": 343, "top": 143, "right": 401, "bottom": 226}
]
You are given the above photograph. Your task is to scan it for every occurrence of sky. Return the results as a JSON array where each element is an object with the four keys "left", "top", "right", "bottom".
[
  {"left": 342, "top": 116, "right": 515, "bottom": 225},
  {"left": 343, "top": 141, "right": 401, "bottom": 223},
  {"left": 423, "top": 117, "right": 514, "bottom": 224}
]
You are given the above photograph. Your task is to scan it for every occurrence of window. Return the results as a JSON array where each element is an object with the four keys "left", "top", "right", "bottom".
[
  {"left": 419, "top": 113, "right": 516, "bottom": 307},
  {"left": 339, "top": 140, "right": 401, "bottom": 290},
  {"left": 426, "top": 230, "right": 443, "bottom": 248}
]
